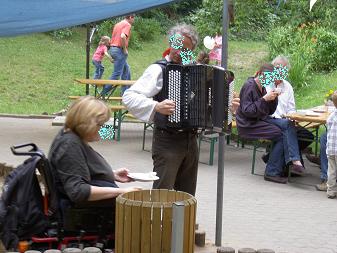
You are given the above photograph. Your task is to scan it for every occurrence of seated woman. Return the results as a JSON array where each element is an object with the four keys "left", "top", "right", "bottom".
[
  {"left": 236, "top": 63, "right": 304, "bottom": 184},
  {"left": 48, "top": 96, "right": 140, "bottom": 211}
]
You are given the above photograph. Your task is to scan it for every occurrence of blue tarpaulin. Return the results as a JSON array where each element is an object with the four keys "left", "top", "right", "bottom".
[{"left": 0, "top": 0, "right": 178, "bottom": 37}]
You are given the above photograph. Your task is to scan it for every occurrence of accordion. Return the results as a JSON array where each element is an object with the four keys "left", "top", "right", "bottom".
[{"left": 159, "top": 64, "right": 234, "bottom": 133}]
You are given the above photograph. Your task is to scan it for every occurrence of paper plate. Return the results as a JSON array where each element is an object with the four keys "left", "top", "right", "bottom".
[
  {"left": 312, "top": 109, "right": 326, "bottom": 113},
  {"left": 305, "top": 111, "right": 321, "bottom": 117},
  {"left": 128, "top": 172, "right": 159, "bottom": 182},
  {"left": 203, "top": 36, "right": 215, "bottom": 50}
]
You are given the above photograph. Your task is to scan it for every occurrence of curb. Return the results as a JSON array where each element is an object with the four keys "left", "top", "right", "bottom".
[{"left": 0, "top": 113, "right": 56, "bottom": 119}]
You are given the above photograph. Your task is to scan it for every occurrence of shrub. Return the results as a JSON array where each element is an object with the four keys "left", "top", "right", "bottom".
[
  {"left": 288, "top": 52, "right": 311, "bottom": 89},
  {"left": 190, "top": 0, "right": 279, "bottom": 41},
  {"left": 267, "top": 26, "right": 294, "bottom": 59},
  {"left": 267, "top": 24, "right": 337, "bottom": 74},
  {"left": 310, "top": 27, "right": 337, "bottom": 72},
  {"left": 132, "top": 17, "right": 161, "bottom": 42},
  {"left": 48, "top": 28, "right": 73, "bottom": 40}
]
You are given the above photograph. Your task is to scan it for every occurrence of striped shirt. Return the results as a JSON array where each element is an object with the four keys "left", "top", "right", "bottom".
[{"left": 326, "top": 109, "right": 337, "bottom": 155}]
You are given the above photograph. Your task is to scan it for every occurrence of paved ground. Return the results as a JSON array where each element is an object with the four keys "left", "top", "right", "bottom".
[{"left": 0, "top": 117, "right": 336, "bottom": 253}]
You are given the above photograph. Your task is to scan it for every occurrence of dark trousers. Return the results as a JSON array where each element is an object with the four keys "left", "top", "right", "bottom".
[
  {"left": 152, "top": 128, "right": 199, "bottom": 196},
  {"left": 60, "top": 179, "right": 117, "bottom": 233}
]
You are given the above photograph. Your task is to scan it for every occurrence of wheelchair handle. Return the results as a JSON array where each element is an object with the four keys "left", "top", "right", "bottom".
[{"left": 10, "top": 143, "right": 45, "bottom": 158}]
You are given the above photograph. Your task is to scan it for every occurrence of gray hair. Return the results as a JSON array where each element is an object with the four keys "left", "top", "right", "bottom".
[
  {"left": 272, "top": 55, "right": 291, "bottom": 70},
  {"left": 168, "top": 23, "right": 199, "bottom": 50}
]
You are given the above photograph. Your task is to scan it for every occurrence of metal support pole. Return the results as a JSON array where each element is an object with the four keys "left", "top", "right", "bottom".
[
  {"left": 215, "top": 0, "right": 229, "bottom": 247},
  {"left": 171, "top": 202, "right": 184, "bottom": 253},
  {"left": 85, "top": 24, "right": 90, "bottom": 95}
]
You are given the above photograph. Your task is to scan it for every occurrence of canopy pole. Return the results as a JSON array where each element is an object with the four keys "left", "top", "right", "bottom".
[
  {"left": 215, "top": 0, "right": 229, "bottom": 247},
  {"left": 85, "top": 24, "right": 90, "bottom": 95}
]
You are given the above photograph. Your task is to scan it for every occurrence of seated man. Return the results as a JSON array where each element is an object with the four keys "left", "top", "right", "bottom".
[
  {"left": 236, "top": 63, "right": 283, "bottom": 183},
  {"left": 266, "top": 55, "right": 314, "bottom": 168}
]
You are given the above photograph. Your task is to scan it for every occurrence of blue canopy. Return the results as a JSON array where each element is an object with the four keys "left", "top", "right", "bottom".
[{"left": 0, "top": 0, "right": 178, "bottom": 37}]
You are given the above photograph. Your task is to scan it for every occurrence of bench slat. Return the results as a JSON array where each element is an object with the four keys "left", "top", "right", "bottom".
[
  {"left": 110, "top": 105, "right": 126, "bottom": 111},
  {"left": 68, "top": 95, "right": 122, "bottom": 101},
  {"left": 298, "top": 121, "right": 322, "bottom": 129},
  {"left": 74, "top": 78, "right": 135, "bottom": 86}
]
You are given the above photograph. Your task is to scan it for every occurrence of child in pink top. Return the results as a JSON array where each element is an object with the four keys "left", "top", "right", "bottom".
[
  {"left": 92, "top": 36, "right": 114, "bottom": 79},
  {"left": 208, "top": 32, "right": 222, "bottom": 66}
]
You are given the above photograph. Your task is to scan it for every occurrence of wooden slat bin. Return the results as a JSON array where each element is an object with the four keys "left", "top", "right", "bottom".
[{"left": 115, "top": 189, "right": 197, "bottom": 253}]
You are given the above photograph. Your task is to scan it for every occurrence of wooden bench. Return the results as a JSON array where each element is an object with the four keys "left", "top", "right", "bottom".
[
  {"left": 198, "top": 121, "right": 237, "bottom": 165},
  {"left": 249, "top": 121, "right": 323, "bottom": 178},
  {"left": 68, "top": 95, "right": 122, "bottom": 101},
  {"left": 108, "top": 105, "right": 149, "bottom": 142}
]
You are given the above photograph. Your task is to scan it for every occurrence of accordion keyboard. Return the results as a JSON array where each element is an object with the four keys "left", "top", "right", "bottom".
[{"left": 167, "top": 69, "right": 181, "bottom": 123}]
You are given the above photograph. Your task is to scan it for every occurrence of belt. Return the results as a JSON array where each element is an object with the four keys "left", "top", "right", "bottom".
[
  {"left": 111, "top": 46, "right": 121, "bottom": 48},
  {"left": 155, "top": 127, "right": 197, "bottom": 135}
]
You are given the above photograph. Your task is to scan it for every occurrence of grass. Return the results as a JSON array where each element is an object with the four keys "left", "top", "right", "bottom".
[{"left": 0, "top": 27, "right": 336, "bottom": 114}]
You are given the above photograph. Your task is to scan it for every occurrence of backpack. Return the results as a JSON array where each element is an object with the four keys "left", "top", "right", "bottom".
[{"left": 0, "top": 156, "right": 49, "bottom": 250}]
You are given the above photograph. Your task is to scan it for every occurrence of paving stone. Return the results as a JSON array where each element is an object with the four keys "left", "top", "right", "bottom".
[{"left": 0, "top": 117, "right": 336, "bottom": 253}]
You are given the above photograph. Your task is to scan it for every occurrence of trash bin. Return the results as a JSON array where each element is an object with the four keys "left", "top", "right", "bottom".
[{"left": 115, "top": 189, "right": 197, "bottom": 253}]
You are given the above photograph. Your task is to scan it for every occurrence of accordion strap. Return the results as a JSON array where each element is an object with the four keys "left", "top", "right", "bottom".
[{"left": 154, "top": 59, "right": 168, "bottom": 70}]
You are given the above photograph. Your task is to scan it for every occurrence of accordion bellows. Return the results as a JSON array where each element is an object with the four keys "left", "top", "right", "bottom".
[{"left": 161, "top": 64, "right": 233, "bottom": 133}]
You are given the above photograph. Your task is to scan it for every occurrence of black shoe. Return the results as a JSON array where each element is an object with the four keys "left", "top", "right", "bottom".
[
  {"left": 264, "top": 174, "right": 288, "bottom": 184},
  {"left": 261, "top": 153, "right": 270, "bottom": 164},
  {"left": 305, "top": 154, "right": 320, "bottom": 165}
]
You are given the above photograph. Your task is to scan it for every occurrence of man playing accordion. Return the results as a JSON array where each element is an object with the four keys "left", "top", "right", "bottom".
[{"left": 123, "top": 23, "right": 200, "bottom": 196}]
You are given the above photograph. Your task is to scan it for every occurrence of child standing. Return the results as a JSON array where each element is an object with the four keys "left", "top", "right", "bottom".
[
  {"left": 326, "top": 90, "right": 337, "bottom": 199},
  {"left": 92, "top": 36, "right": 114, "bottom": 79},
  {"left": 208, "top": 32, "right": 222, "bottom": 66}
]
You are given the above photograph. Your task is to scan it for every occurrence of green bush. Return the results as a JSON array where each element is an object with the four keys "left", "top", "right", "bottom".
[
  {"left": 141, "top": 9, "right": 175, "bottom": 33},
  {"left": 288, "top": 53, "right": 311, "bottom": 89},
  {"left": 267, "top": 24, "right": 337, "bottom": 74},
  {"left": 48, "top": 28, "right": 73, "bottom": 40},
  {"left": 310, "top": 27, "right": 337, "bottom": 72},
  {"left": 132, "top": 17, "right": 161, "bottom": 42},
  {"left": 267, "top": 26, "right": 291, "bottom": 58},
  {"left": 277, "top": 0, "right": 337, "bottom": 29},
  {"left": 190, "top": 0, "right": 279, "bottom": 41}
]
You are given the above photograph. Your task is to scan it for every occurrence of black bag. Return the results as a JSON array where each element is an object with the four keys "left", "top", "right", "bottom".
[{"left": 0, "top": 156, "right": 48, "bottom": 249}]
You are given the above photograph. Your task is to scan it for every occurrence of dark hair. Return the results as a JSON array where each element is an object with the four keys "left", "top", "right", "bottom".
[
  {"left": 125, "top": 14, "right": 135, "bottom": 19},
  {"left": 254, "top": 63, "right": 274, "bottom": 77},
  {"left": 197, "top": 51, "right": 210, "bottom": 64}
]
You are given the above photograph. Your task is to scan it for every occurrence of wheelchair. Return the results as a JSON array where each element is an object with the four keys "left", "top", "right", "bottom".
[{"left": 7, "top": 143, "right": 115, "bottom": 251}]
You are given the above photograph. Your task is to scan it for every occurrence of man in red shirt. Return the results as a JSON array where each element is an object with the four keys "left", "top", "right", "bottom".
[{"left": 102, "top": 15, "right": 135, "bottom": 96}]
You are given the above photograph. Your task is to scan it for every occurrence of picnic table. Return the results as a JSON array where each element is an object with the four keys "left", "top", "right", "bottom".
[
  {"left": 74, "top": 78, "right": 136, "bottom": 86},
  {"left": 74, "top": 78, "right": 136, "bottom": 98},
  {"left": 286, "top": 106, "right": 331, "bottom": 124},
  {"left": 69, "top": 79, "right": 140, "bottom": 141}
]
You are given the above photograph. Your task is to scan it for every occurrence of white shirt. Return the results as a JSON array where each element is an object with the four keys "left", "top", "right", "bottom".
[
  {"left": 266, "top": 80, "right": 296, "bottom": 118},
  {"left": 122, "top": 64, "right": 163, "bottom": 122},
  {"left": 326, "top": 109, "right": 337, "bottom": 155}
]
